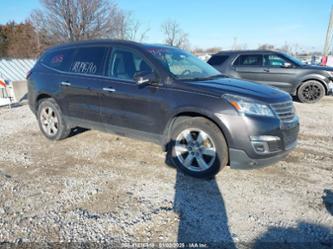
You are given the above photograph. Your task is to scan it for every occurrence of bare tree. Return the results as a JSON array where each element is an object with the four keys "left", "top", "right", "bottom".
[
  {"left": 113, "top": 11, "right": 150, "bottom": 42},
  {"left": 161, "top": 20, "right": 189, "bottom": 49},
  {"left": 192, "top": 47, "right": 204, "bottom": 54},
  {"left": 280, "top": 42, "right": 292, "bottom": 54},
  {"left": 126, "top": 18, "right": 150, "bottom": 42},
  {"left": 279, "top": 42, "right": 301, "bottom": 55},
  {"left": 205, "top": 47, "right": 222, "bottom": 54},
  {"left": 30, "top": 0, "right": 143, "bottom": 43},
  {"left": 231, "top": 37, "right": 247, "bottom": 50},
  {"left": 258, "top": 43, "right": 275, "bottom": 50}
]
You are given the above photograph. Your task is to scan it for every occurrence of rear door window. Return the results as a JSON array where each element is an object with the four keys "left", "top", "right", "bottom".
[
  {"left": 42, "top": 49, "right": 75, "bottom": 72},
  {"left": 208, "top": 55, "right": 229, "bottom": 66},
  {"left": 233, "top": 54, "right": 263, "bottom": 66},
  {"left": 70, "top": 46, "right": 108, "bottom": 75}
]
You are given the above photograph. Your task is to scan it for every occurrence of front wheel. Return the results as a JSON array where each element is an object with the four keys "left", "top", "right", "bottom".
[
  {"left": 297, "top": 80, "right": 325, "bottom": 103},
  {"left": 169, "top": 117, "right": 228, "bottom": 178}
]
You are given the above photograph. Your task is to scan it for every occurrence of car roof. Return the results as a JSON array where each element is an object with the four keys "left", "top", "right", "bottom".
[
  {"left": 46, "top": 39, "right": 175, "bottom": 52},
  {"left": 213, "top": 50, "right": 284, "bottom": 56}
]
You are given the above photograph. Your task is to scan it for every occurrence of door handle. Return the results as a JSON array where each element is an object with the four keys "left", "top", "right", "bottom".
[
  {"left": 264, "top": 69, "right": 270, "bottom": 72},
  {"left": 102, "top": 87, "right": 116, "bottom": 93},
  {"left": 60, "top": 81, "right": 71, "bottom": 86}
]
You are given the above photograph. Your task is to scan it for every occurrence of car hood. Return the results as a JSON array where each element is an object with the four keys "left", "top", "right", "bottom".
[
  {"left": 300, "top": 64, "right": 333, "bottom": 71},
  {"left": 181, "top": 77, "right": 290, "bottom": 103}
]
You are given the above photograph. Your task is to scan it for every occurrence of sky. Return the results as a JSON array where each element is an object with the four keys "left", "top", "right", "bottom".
[{"left": 0, "top": 0, "right": 332, "bottom": 52}]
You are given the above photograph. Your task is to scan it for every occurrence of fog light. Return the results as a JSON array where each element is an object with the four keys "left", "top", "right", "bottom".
[
  {"left": 250, "top": 136, "right": 281, "bottom": 142},
  {"left": 250, "top": 136, "right": 281, "bottom": 154},
  {"left": 251, "top": 141, "right": 269, "bottom": 154}
]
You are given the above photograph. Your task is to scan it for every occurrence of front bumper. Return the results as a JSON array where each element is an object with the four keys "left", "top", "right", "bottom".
[
  {"left": 229, "top": 140, "right": 297, "bottom": 169},
  {"left": 228, "top": 118, "right": 299, "bottom": 169},
  {"left": 214, "top": 102, "right": 299, "bottom": 169}
]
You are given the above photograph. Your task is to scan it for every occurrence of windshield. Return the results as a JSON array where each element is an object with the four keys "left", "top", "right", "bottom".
[
  {"left": 282, "top": 52, "right": 304, "bottom": 66},
  {"left": 145, "top": 46, "right": 221, "bottom": 80}
]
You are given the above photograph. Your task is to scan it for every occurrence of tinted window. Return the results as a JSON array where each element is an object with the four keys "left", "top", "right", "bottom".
[
  {"left": 234, "top": 54, "right": 263, "bottom": 66},
  {"left": 264, "top": 54, "right": 288, "bottom": 67},
  {"left": 108, "top": 49, "right": 152, "bottom": 80},
  {"left": 42, "top": 49, "right": 75, "bottom": 71},
  {"left": 282, "top": 52, "right": 303, "bottom": 66},
  {"left": 146, "top": 46, "right": 220, "bottom": 80},
  {"left": 208, "top": 55, "right": 229, "bottom": 66},
  {"left": 70, "top": 47, "right": 107, "bottom": 75}
]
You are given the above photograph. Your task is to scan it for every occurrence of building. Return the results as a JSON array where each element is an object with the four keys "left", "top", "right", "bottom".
[{"left": 0, "top": 59, "right": 35, "bottom": 106}]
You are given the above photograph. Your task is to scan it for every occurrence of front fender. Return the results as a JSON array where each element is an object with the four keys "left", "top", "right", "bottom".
[
  {"left": 296, "top": 74, "right": 330, "bottom": 94},
  {"left": 162, "top": 106, "right": 234, "bottom": 150}
]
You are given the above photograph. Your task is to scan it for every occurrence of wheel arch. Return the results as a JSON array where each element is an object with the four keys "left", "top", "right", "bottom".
[
  {"left": 297, "top": 77, "right": 328, "bottom": 95},
  {"left": 35, "top": 93, "right": 54, "bottom": 112},
  {"left": 35, "top": 93, "right": 71, "bottom": 140},
  {"left": 163, "top": 111, "right": 232, "bottom": 158}
]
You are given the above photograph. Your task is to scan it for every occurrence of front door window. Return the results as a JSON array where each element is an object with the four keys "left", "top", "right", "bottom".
[{"left": 108, "top": 49, "right": 153, "bottom": 81}]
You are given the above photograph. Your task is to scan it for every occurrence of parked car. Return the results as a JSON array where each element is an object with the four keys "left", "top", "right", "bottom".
[
  {"left": 27, "top": 40, "right": 299, "bottom": 178},
  {"left": 208, "top": 50, "right": 333, "bottom": 103}
]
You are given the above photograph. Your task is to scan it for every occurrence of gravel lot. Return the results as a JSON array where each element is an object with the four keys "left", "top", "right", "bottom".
[{"left": 0, "top": 98, "right": 333, "bottom": 248}]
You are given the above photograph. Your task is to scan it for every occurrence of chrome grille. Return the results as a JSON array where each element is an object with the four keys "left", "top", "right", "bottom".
[{"left": 270, "top": 101, "right": 295, "bottom": 123}]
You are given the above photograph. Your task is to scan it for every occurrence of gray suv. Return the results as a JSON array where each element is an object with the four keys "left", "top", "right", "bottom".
[
  {"left": 208, "top": 50, "right": 333, "bottom": 103},
  {"left": 28, "top": 41, "right": 299, "bottom": 178}
]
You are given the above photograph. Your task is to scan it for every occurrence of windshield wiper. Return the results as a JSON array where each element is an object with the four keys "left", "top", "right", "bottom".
[
  {"left": 205, "top": 74, "right": 226, "bottom": 80},
  {"left": 183, "top": 74, "right": 226, "bottom": 81}
]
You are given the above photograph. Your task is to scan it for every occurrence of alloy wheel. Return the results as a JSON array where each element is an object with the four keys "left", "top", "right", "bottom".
[
  {"left": 40, "top": 106, "right": 58, "bottom": 136},
  {"left": 175, "top": 129, "right": 216, "bottom": 172},
  {"left": 302, "top": 83, "right": 322, "bottom": 102}
]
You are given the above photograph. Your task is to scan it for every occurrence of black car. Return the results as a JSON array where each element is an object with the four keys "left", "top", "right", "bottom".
[
  {"left": 27, "top": 40, "right": 299, "bottom": 178},
  {"left": 208, "top": 50, "right": 333, "bottom": 103}
]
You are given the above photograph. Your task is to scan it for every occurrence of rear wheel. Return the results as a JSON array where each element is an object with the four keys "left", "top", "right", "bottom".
[
  {"left": 297, "top": 80, "right": 325, "bottom": 103},
  {"left": 169, "top": 117, "right": 228, "bottom": 178},
  {"left": 37, "top": 98, "right": 71, "bottom": 140}
]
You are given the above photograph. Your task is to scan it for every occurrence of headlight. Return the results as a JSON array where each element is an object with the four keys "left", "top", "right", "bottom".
[{"left": 224, "top": 94, "right": 275, "bottom": 117}]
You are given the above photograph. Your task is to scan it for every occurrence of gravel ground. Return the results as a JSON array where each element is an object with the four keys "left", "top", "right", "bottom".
[{"left": 0, "top": 98, "right": 333, "bottom": 248}]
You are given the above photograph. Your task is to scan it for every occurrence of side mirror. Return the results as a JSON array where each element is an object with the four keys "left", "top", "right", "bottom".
[
  {"left": 133, "top": 71, "right": 158, "bottom": 85},
  {"left": 282, "top": 62, "right": 293, "bottom": 68}
]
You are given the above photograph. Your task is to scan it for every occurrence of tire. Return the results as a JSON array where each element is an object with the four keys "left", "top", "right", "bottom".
[
  {"left": 169, "top": 117, "right": 228, "bottom": 178},
  {"left": 37, "top": 98, "right": 71, "bottom": 140},
  {"left": 297, "top": 80, "right": 325, "bottom": 103}
]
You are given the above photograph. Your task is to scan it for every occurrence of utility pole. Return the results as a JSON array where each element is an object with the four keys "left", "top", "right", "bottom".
[{"left": 323, "top": 7, "right": 333, "bottom": 56}]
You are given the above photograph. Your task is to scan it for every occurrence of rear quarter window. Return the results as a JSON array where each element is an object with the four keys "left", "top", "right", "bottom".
[
  {"left": 42, "top": 49, "right": 75, "bottom": 71},
  {"left": 208, "top": 55, "right": 229, "bottom": 66}
]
